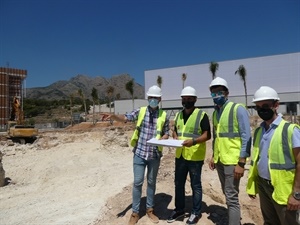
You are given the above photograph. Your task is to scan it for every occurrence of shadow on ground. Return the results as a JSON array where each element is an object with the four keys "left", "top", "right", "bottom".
[{"left": 112, "top": 192, "right": 254, "bottom": 225}]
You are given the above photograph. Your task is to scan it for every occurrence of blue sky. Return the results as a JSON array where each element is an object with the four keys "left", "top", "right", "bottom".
[{"left": 0, "top": 0, "right": 299, "bottom": 88}]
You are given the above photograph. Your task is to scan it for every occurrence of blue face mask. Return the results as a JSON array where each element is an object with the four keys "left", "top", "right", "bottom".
[
  {"left": 213, "top": 96, "right": 226, "bottom": 106},
  {"left": 148, "top": 98, "right": 159, "bottom": 108}
]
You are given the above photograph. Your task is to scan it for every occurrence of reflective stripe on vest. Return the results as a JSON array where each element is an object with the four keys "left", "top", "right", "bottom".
[
  {"left": 130, "top": 107, "right": 167, "bottom": 151},
  {"left": 270, "top": 122, "right": 294, "bottom": 170},
  {"left": 213, "top": 102, "right": 243, "bottom": 164},
  {"left": 250, "top": 127, "right": 261, "bottom": 166},
  {"left": 247, "top": 120, "right": 297, "bottom": 204},
  {"left": 252, "top": 123, "right": 296, "bottom": 170},
  {"left": 175, "top": 109, "right": 203, "bottom": 137},
  {"left": 174, "top": 108, "right": 206, "bottom": 161},
  {"left": 217, "top": 103, "right": 240, "bottom": 138}
]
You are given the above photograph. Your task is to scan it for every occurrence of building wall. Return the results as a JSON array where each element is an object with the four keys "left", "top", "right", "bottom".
[
  {"left": 114, "top": 92, "right": 299, "bottom": 120},
  {"left": 114, "top": 53, "right": 300, "bottom": 118},
  {"left": 144, "top": 52, "right": 300, "bottom": 105}
]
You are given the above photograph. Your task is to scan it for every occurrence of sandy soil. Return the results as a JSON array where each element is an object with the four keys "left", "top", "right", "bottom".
[{"left": 0, "top": 122, "right": 263, "bottom": 225}]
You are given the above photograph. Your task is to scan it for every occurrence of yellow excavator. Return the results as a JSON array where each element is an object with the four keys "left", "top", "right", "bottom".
[{"left": 7, "top": 96, "right": 38, "bottom": 144}]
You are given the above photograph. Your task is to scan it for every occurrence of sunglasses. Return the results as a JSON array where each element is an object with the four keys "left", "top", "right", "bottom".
[
  {"left": 254, "top": 103, "right": 274, "bottom": 111},
  {"left": 148, "top": 97, "right": 160, "bottom": 100},
  {"left": 211, "top": 91, "right": 225, "bottom": 98}
]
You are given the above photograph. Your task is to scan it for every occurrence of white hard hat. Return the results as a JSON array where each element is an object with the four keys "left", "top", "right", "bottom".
[
  {"left": 252, "top": 86, "right": 280, "bottom": 103},
  {"left": 147, "top": 85, "right": 162, "bottom": 97},
  {"left": 181, "top": 86, "right": 197, "bottom": 97},
  {"left": 209, "top": 77, "right": 229, "bottom": 90}
]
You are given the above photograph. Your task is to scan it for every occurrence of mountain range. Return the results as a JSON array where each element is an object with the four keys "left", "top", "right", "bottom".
[{"left": 25, "top": 74, "right": 144, "bottom": 101}]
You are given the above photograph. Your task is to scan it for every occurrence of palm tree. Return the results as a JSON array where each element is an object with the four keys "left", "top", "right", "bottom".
[
  {"left": 126, "top": 79, "right": 134, "bottom": 110},
  {"left": 157, "top": 75, "right": 163, "bottom": 108},
  {"left": 157, "top": 75, "right": 162, "bottom": 88},
  {"left": 235, "top": 65, "right": 248, "bottom": 107},
  {"left": 91, "top": 87, "right": 98, "bottom": 125},
  {"left": 69, "top": 93, "right": 74, "bottom": 126},
  {"left": 181, "top": 73, "right": 187, "bottom": 89},
  {"left": 106, "top": 86, "right": 114, "bottom": 113},
  {"left": 77, "top": 89, "right": 87, "bottom": 121},
  {"left": 209, "top": 62, "right": 219, "bottom": 80}
]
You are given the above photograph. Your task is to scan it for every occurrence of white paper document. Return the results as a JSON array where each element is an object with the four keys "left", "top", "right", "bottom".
[{"left": 146, "top": 138, "right": 184, "bottom": 147}]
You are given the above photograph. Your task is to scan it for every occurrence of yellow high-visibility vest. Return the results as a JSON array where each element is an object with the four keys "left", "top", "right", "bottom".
[
  {"left": 130, "top": 106, "right": 167, "bottom": 151},
  {"left": 212, "top": 102, "right": 243, "bottom": 164},
  {"left": 174, "top": 108, "right": 206, "bottom": 161},
  {"left": 247, "top": 120, "right": 299, "bottom": 204}
]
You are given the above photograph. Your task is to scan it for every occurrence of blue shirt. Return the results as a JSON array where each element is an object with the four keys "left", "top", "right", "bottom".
[
  {"left": 257, "top": 115, "right": 300, "bottom": 180},
  {"left": 125, "top": 106, "right": 169, "bottom": 160},
  {"left": 213, "top": 100, "right": 252, "bottom": 158}
]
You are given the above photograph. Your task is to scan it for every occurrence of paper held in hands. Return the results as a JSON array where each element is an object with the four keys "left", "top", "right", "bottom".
[{"left": 146, "top": 138, "right": 184, "bottom": 147}]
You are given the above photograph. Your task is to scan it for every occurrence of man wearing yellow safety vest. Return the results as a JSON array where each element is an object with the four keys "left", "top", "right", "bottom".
[
  {"left": 102, "top": 85, "right": 169, "bottom": 225},
  {"left": 167, "top": 86, "right": 211, "bottom": 225},
  {"left": 208, "top": 77, "right": 252, "bottom": 225},
  {"left": 246, "top": 86, "right": 300, "bottom": 225}
]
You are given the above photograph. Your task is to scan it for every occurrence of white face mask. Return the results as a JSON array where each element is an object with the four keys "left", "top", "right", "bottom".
[{"left": 148, "top": 98, "right": 159, "bottom": 108}]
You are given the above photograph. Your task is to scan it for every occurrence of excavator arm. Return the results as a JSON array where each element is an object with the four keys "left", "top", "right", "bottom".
[{"left": 7, "top": 97, "right": 38, "bottom": 144}]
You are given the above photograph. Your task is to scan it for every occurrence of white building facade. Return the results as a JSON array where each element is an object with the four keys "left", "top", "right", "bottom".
[{"left": 115, "top": 52, "right": 300, "bottom": 120}]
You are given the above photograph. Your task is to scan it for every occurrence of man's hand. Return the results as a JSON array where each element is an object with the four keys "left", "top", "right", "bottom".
[
  {"left": 159, "top": 134, "right": 169, "bottom": 140},
  {"left": 287, "top": 194, "right": 300, "bottom": 210},
  {"left": 234, "top": 165, "right": 244, "bottom": 180},
  {"left": 248, "top": 194, "right": 256, "bottom": 200},
  {"left": 101, "top": 113, "right": 112, "bottom": 121},
  {"left": 209, "top": 157, "right": 215, "bottom": 171},
  {"left": 182, "top": 139, "right": 193, "bottom": 147}
]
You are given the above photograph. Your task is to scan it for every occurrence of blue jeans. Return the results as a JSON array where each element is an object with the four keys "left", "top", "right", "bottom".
[
  {"left": 175, "top": 156, "right": 204, "bottom": 215},
  {"left": 132, "top": 154, "right": 161, "bottom": 213}
]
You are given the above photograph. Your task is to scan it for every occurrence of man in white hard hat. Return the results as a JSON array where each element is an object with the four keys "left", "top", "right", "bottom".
[
  {"left": 247, "top": 86, "right": 300, "bottom": 225},
  {"left": 167, "top": 86, "right": 211, "bottom": 225},
  {"left": 102, "top": 85, "right": 169, "bottom": 225},
  {"left": 208, "top": 77, "right": 251, "bottom": 225}
]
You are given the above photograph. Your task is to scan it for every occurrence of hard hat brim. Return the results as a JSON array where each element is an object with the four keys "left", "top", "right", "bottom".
[{"left": 252, "top": 97, "right": 280, "bottom": 103}]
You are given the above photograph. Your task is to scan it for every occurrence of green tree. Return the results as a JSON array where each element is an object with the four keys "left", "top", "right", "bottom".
[
  {"left": 235, "top": 65, "right": 248, "bottom": 107},
  {"left": 106, "top": 86, "right": 114, "bottom": 113},
  {"left": 157, "top": 75, "right": 162, "bottom": 88},
  {"left": 126, "top": 79, "right": 134, "bottom": 110},
  {"left": 181, "top": 73, "right": 187, "bottom": 89},
  {"left": 91, "top": 87, "right": 98, "bottom": 125},
  {"left": 209, "top": 62, "right": 219, "bottom": 80}
]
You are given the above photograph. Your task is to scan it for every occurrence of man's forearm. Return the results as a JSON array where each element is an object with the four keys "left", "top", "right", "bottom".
[
  {"left": 293, "top": 148, "right": 300, "bottom": 193},
  {"left": 111, "top": 114, "right": 127, "bottom": 122}
]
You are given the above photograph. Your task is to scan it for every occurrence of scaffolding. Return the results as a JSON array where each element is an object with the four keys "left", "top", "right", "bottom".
[{"left": 0, "top": 67, "right": 27, "bottom": 131}]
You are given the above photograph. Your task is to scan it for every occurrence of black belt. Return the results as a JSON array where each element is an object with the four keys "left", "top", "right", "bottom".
[{"left": 259, "top": 176, "right": 273, "bottom": 186}]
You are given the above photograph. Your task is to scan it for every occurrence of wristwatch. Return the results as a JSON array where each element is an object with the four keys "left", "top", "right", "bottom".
[
  {"left": 238, "top": 161, "right": 246, "bottom": 168},
  {"left": 293, "top": 192, "right": 300, "bottom": 200},
  {"left": 192, "top": 138, "right": 197, "bottom": 145}
]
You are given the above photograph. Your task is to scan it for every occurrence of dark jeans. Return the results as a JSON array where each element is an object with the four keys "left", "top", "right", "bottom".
[{"left": 174, "top": 156, "right": 204, "bottom": 215}]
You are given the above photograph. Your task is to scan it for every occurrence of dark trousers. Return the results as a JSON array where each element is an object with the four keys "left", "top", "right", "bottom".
[
  {"left": 258, "top": 176, "right": 298, "bottom": 225},
  {"left": 174, "top": 157, "right": 204, "bottom": 215}
]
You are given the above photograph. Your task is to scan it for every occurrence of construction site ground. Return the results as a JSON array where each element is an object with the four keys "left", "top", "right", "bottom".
[{"left": 0, "top": 121, "right": 263, "bottom": 225}]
